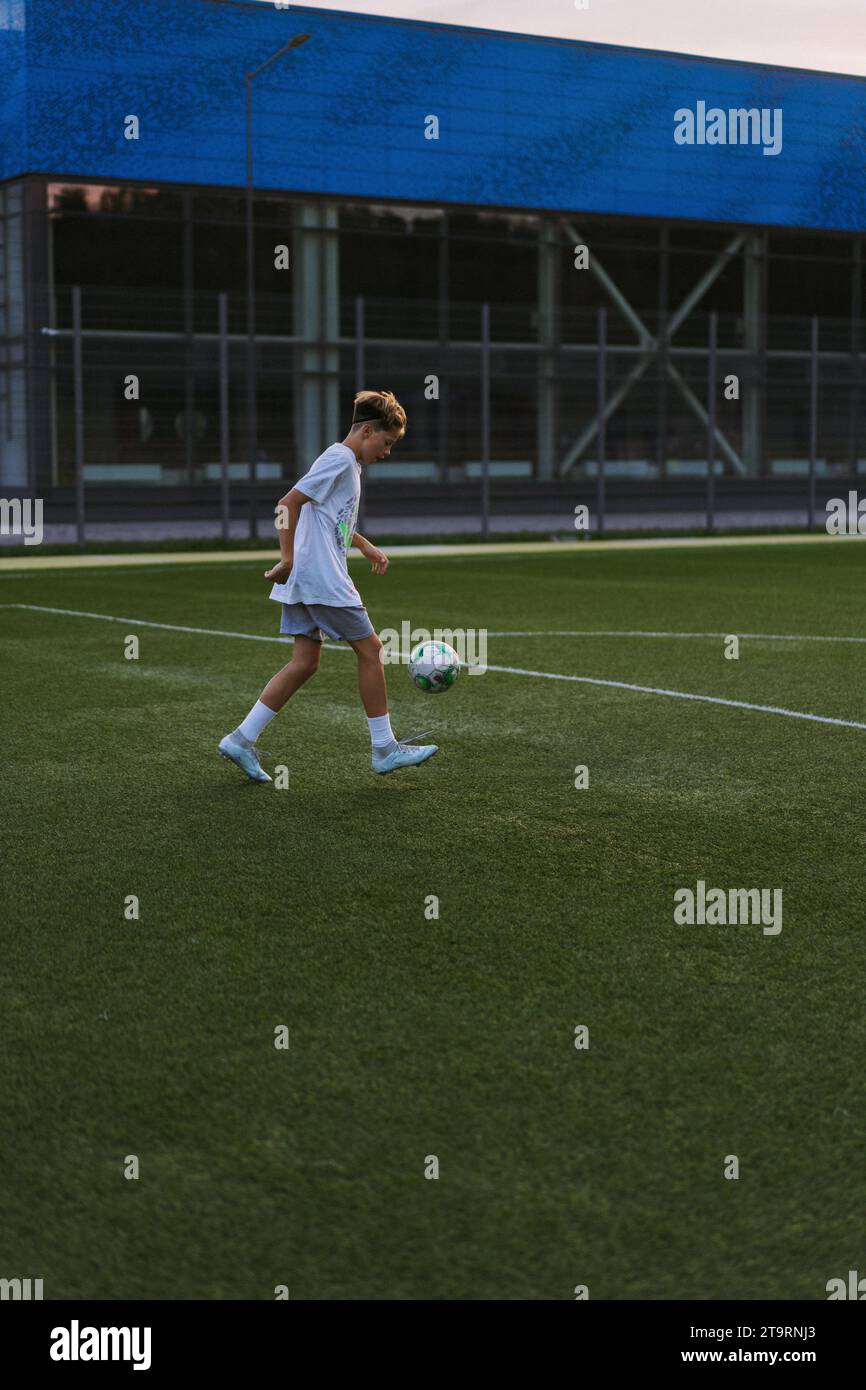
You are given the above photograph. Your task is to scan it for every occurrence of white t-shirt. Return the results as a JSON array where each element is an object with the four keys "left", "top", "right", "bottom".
[{"left": 269, "top": 443, "right": 363, "bottom": 608}]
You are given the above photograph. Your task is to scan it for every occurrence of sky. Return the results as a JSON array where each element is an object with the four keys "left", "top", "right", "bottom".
[{"left": 274, "top": 0, "right": 866, "bottom": 77}]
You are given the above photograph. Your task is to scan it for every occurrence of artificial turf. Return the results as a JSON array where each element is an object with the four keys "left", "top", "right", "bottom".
[{"left": 2, "top": 538, "right": 865, "bottom": 1299}]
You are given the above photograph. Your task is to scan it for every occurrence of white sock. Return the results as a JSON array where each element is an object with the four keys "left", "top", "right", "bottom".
[
  {"left": 368, "top": 713, "right": 396, "bottom": 752},
  {"left": 238, "top": 700, "right": 278, "bottom": 743}
]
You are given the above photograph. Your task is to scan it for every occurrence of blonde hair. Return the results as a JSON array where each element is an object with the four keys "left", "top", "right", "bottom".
[{"left": 351, "top": 389, "right": 407, "bottom": 437}]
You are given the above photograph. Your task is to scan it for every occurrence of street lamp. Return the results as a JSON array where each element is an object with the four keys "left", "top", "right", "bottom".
[{"left": 245, "top": 32, "right": 310, "bottom": 540}]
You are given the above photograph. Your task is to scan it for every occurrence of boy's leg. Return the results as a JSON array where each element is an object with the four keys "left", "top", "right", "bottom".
[
  {"left": 219, "top": 635, "right": 321, "bottom": 781},
  {"left": 348, "top": 633, "right": 438, "bottom": 773},
  {"left": 348, "top": 633, "right": 388, "bottom": 717},
  {"left": 258, "top": 635, "right": 322, "bottom": 712},
  {"left": 237, "top": 635, "right": 321, "bottom": 739},
  {"left": 348, "top": 633, "right": 397, "bottom": 754}
]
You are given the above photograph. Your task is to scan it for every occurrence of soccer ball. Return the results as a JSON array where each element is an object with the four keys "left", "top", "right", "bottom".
[{"left": 408, "top": 640, "right": 460, "bottom": 693}]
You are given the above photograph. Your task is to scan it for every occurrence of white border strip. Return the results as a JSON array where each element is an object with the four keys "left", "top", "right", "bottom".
[
  {"left": 0, "top": 531, "right": 857, "bottom": 573},
  {"left": 3, "top": 603, "right": 865, "bottom": 733}
]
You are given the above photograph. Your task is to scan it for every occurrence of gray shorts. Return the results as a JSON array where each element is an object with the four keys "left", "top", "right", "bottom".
[{"left": 279, "top": 602, "right": 375, "bottom": 643}]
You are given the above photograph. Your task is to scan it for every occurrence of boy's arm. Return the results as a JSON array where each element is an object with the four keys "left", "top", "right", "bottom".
[
  {"left": 352, "top": 531, "right": 389, "bottom": 575},
  {"left": 264, "top": 488, "right": 311, "bottom": 582}
]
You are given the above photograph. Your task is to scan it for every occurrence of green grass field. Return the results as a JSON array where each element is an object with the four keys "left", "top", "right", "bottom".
[{"left": 3, "top": 538, "right": 866, "bottom": 1300}]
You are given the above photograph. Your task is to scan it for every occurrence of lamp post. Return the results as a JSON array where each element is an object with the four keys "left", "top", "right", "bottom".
[{"left": 245, "top": 32, "right": 310, "bottom": 539}]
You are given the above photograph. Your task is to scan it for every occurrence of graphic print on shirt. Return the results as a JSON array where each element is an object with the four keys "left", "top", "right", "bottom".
[{"left": 335, "top": 495, "right": 358, "bottom": 556}]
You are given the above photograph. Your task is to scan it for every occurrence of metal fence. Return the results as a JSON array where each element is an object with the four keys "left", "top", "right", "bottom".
[{"left": 22, "top": 285, "right": 866, "bottom": 545}]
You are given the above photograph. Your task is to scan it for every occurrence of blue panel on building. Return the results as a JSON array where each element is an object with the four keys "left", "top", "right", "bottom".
[
  {"left": 0, "top": 0, "right": 27, "bottom": 168},
  {"left": 2, "top": 0, "right": 865, "bottom": 231}
]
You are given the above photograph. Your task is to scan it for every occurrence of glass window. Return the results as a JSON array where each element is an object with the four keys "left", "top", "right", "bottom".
[
  {"left": 559, "top": 219, "right": 662, "bottom": 339},
  {"left": 767, "top": 232, "right": 854, "bottom": 318},
  {"left": 49, "top": 183, "right": 185, "bottom": 303},
  {"left": 448, "top": 210, "right": 538, "bottom": 314},
  {"left": 48, "top": 183, "right": 183, "bottom": 217},
  {"left": 340, "top": 203, "right": 443, "bottom": 236},
  {"left": 338, "top": 202, "right": 442, "bottom": 337}
]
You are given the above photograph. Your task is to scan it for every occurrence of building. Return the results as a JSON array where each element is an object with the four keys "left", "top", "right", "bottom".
[{"left": 2, "top": 0, "right": 866, "bottom": 526}]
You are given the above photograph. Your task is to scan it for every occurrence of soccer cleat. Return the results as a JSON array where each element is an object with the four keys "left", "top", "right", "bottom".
[
  {"left": 372, "top": 730, "right": 438, "bottom": 775},
  {"left": 218, "top": 731, "right": 272, "bottom": 783}
]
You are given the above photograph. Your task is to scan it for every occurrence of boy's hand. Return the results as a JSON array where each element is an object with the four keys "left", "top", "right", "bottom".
[
  {"left": 265, "top": 556, "right": 293, "bottom": 583},
  {"left": 366, "top": 546, "right": 389, "bottom": 575}
]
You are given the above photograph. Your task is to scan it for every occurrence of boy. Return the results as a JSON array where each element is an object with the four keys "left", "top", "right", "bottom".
[{"left": 218, "top": 389, "right": 438, "bottom": 782}]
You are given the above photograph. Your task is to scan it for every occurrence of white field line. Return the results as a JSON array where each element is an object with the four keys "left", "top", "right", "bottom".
[
  {"left": 3, "top": 603, "right": 865, "bottom": 733},
  {"left": 0, "top": 603, "right": 300, "bottom": 645},
  {"left": 487, "top": 629, "right": 866, "bottom": 645},
  {"left": 481, "top": 661, "right": 866, "bottom": 732}
]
